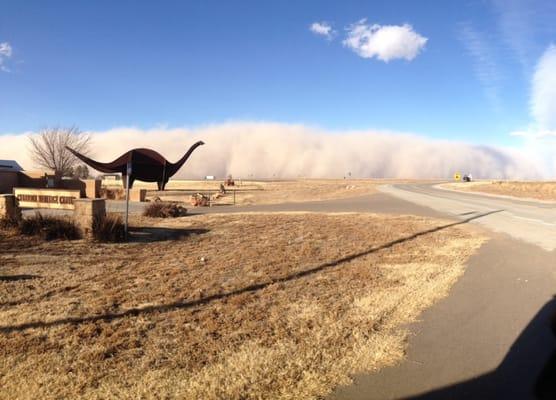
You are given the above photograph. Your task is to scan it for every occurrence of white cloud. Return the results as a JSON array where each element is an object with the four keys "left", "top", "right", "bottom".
[
  {"left": 510, "top": 129, "right": 556, "bottom": 139},
  {"left": 343, "top": 20, "right": 427, "bottom": 62},
  {"left": 458, "top": 23, "right": 502, "bottom": 111},
  {"left": 0, "top": 42, "right": 12, "bottom": 57},
  {"left": 511, "top": 45, "right": 556, "bottom": 137},
  {"left": 310, "top": 22, "right": 335, "bottom": 40},
  {"left": 491, "top": 0, "right": 536, "bottom": 70},
  {"left": 0, "top": 42, "right": 13, "bottom": 72},
  {"left": 491, "top": 0, "right": 556, "bottom": 72},
  {"left": 0, "top": 122, "right": 543, "bottom": 179},
  {"left": 509, "top": 128, "right": 556, "bottom": 176},
  {"left": 531, "top": 44, "right": 556, "bottom": 130},
  {"left": 507, "top": 44, "right": 556, "bottom": 175}
]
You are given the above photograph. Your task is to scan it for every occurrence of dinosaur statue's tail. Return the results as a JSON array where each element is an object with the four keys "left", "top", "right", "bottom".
[{"left": 66, "top": 146, "right": 127, "bottom": 174}]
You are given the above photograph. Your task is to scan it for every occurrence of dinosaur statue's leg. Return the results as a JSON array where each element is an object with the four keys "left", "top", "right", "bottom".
[{"left": 157, "top": 181, "right": 163, "bottom": 191}]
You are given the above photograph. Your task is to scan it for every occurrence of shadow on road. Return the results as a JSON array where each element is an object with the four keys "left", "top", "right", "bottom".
[
  {"left": 458, "top": 211, "right": 479, "bottom": 216},
  {"left": 404, "top": 297, "right": 556, "bottom": 400},
  {"left": 0, "top": 210, "right": 502, "bottom": 334}
]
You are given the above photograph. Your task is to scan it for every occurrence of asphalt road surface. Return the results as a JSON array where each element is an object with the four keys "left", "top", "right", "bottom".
[
  {"left": 329, "top": 184, "right": 556, "bottom": 400},
  {"left": 380, "top": 184, "right": 556, "bottom": 251}
]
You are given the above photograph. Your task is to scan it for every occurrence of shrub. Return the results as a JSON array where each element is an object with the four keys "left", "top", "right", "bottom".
[
  {"left": 143, "top": 202, "right": 188, "bottom": 218},
  {"left": 93, "top": 213, "right": 126, "bottom": 242},
  {"left": 19, "top": 213, "right": 81, "bottom": 240},
  {"left": 0, "top": 216, "right": 20, "bottom": 230},
  {"left": 99, "top": 187, "right": 125, "bottom": 200}
]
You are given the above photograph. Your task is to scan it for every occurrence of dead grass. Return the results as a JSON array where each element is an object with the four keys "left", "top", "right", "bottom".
[
  {"left": 98, "top": 187, "right": 125, "bottom": 200},
  {"left": 444, "top": 181, "right": 556, "bottom": 201},
  {"left": 231, "top": 179, "right": 380, "bottom": 205},
  {"left": 146, "top": 179, "right": 383, "bottom": 206},
  {"left": 0, "top": 212, "right": 485, "bottom": 399},
  {"left": 92, "top": 214, "right": 126, "bottom": 243},
  {"left": 142, "top": 202, "right": 188, "bottom": 218},
  {"left": 19, "top": 212, "right": 81, "bottom": 241}
]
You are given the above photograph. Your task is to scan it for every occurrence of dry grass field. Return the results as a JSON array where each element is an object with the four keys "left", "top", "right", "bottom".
[
  {"left": 443, "top": 181, "right": 556, "bottom": 201},
  {"left": 0, "top": 212, "right": 485, "bottom": 399},
  {"left": 214, "top": 179, "right": 379, "bottom": 205},
  {"left": 108, "top": 179, "right": 381, "bottom": 205}
]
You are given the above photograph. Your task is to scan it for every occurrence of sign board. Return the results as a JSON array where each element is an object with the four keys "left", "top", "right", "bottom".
[
  {"left": 13, "top": 188, "right": 81, "bottom": 210},
  {"left": 454, "top": 172, "right": 461, "bottom": 181}
]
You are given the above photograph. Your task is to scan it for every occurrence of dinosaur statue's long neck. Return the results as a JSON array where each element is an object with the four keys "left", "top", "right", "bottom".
[{"left": 167, "top": 141, "right": 204, "bottom": 175}]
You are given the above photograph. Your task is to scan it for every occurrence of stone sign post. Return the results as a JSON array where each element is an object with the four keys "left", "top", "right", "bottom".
[
  {"left": 74, "top": 199, "right": 106, "bottom": 238},
  {"left": 0, "top": 194, "right": 21, "bottom": 222}
]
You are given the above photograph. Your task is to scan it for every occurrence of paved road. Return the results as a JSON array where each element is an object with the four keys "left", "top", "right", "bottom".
[
  {"left": 21, "top": 192, "right": 444, "bottom": 218},
  {"left": 330, "top": 184, "right": 556, "bottom": 400},
  {"left": 104, "top": 191, "right": 450, "bottom": 217},
  {"left": 380, "top": 184, "right": 556, "bottom": 251}
]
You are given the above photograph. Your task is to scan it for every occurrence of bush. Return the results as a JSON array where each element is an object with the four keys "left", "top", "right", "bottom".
[
  {"left": 93, "top": 213, "right": 126, "bottom": 242},
  {"left": 20, "top": 213, "right": 81, "bottom": 240},
  {"left": 143, "top": 202, "right": 188, "bottom": 218},
  {"left": 99, "top": 187, "right": 125, "bottom": 200},
  {"left": 0, "top": 216, "right": 20, "bottom": 229}
]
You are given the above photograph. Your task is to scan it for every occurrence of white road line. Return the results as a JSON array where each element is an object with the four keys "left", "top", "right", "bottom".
[
  {"left": 380, "top": 184, "right": 556, "bottom": 251},
  {"left": 508, "top": 214, "right": 556, "bottom": 227}
]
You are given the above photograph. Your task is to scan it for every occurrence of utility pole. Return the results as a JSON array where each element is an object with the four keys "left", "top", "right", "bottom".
[{"left": 125, "top": 161, "right": 131, "bottom": 240}]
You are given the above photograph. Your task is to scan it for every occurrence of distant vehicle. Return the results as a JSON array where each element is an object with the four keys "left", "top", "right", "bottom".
[
  {"left": 205, "top": 175, "right": 215, "bottom": 180},
  {"left": 463, "top": 173, "right": 473, "bottom": 182}
]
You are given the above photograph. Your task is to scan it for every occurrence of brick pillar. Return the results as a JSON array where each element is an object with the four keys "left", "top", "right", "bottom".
[
  {"left": 0, "top": 194, "right": 21, "bottom": 222},
  {"left": 129, "top": 188, "right": 147, "bottom": 202},
  {"left": 83, "top": 179, "right": 101, "bottom": 198},
  {"left": 74, "top": 199, "right": 106, "bottom": 238}
]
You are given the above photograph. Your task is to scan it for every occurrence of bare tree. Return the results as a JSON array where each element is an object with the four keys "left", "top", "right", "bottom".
[
  {"left": 72, "top": 164, "right": 90, "bottom": 179},
  {"left": 28, "top": 126, "right": 91, "bottom": 176}
]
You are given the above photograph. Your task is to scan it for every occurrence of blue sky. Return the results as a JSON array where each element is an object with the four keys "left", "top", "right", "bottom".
[{"left": 2, "top": 0, "right": 556, "bottom": 147}]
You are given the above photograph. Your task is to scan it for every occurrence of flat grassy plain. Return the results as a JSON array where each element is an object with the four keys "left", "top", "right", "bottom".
[
  {"left": 0, "top": 212, "right": 485, "bottom": 399},
  {"left": 109, "top": 179, "right": 384, "bottom": 205},
  {"left": 443, "top": 181, "right": 556, "bottom": 201}
]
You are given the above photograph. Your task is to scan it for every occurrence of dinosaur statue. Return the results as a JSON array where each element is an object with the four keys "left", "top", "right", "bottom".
[{"left": 66, "top": 141, "right": 205, "bottom": 190}]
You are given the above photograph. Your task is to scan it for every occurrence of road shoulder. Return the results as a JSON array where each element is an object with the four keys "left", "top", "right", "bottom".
[{"left": 435, "top": 183, "right": 556, "bottom": 205}]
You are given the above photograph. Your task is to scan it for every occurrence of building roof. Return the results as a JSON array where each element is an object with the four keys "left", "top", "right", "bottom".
[{"left": 0, "top": 160, "right": 23, "bottom": 172}]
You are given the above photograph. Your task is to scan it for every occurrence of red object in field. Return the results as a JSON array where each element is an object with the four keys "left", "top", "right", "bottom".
[{"left": 225, "top": 175, "right": 235, "bottom": 186}]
